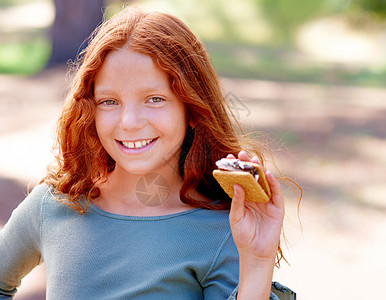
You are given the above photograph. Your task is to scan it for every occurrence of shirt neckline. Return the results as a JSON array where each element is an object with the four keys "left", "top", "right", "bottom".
[{"left": 88, "top": 202, "right": 203, "bottom": 221}]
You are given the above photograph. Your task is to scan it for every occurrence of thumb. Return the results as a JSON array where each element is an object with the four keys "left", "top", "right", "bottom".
[{"left": 229, "top": 184, "right": 245, "bottom": 225}]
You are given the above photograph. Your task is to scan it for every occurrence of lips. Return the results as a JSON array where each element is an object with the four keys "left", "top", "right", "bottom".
[{"left": 119, "top": 138, "right": 157, "bottom": 150}]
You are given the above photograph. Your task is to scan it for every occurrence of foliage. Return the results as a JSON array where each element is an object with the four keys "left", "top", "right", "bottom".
[
  {"left": 206, "top": 42, "right": 386, "bottom": 87},
  {"left": 0, "top": 39, "right": 51, "bottom": 74},
  {"left": 253, "top": 0, "right": 385, "bottom": 44},
  {"left": 257, "top": 0, "right": 326, "bottom": 45},
  {"left": 1, "top": 0, "right": 384, "bottom": 86},
  {"left": 0, "top": 0, "right": 42, "bottom": 8},
  {"left": 356, "top": 0, "right": 386, "bottom": 18}
]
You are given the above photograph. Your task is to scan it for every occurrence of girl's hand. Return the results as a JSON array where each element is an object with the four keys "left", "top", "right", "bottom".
[
  {"left": 228, "top": 150, "right": 285, "bottom": 263},
  {"left": 228, "top": 150, "right": 285, "bottom": 299}
]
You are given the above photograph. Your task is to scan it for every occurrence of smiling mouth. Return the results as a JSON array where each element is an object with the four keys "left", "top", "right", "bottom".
[{"left": 119, "top": 138, "right": 157, "bottom": 149}]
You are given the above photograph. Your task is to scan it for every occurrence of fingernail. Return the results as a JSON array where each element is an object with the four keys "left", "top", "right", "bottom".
[{"left": 233, "top": 185, "right": 238, "bottom": 197}]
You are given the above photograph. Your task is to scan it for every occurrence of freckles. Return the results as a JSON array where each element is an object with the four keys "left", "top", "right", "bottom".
[
  {"left": 95, "top": 111, "right": 115, "bottom": 127},
  {"left": 95, "top": 119, "right": 112, "bottom": 141},
  {"left": 94, "top": 115, "right": 104, "bottom": 134}
]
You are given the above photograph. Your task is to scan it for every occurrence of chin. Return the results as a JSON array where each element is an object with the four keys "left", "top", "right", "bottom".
[{"left": 114, "top": 162, "right": 160, "bottom": 177}]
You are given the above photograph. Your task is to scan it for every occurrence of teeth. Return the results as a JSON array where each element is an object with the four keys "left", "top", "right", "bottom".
[{"left": 121, "top": 139, "right": 153, "bottom": 149}]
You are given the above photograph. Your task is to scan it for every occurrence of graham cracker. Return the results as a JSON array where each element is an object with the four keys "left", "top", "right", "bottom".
[{"left": 213, "top": 163, "right": 271, "bottom": 203}]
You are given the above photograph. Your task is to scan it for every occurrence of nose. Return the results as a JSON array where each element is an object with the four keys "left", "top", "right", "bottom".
[{"left": 119, "top": 103, "right": 146, "bottom": 132}]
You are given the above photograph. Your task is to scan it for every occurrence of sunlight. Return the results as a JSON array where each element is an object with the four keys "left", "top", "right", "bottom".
[
  {"left": 297, "top": 17, "right": 385, "bottom": 66},
  {"left": 0, "top": 1, "right": 54, "bottom": 32}
]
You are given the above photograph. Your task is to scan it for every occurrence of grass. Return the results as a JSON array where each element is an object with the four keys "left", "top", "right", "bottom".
[{"left": 0, "top": 38, "right": 51, "bottom": 74}]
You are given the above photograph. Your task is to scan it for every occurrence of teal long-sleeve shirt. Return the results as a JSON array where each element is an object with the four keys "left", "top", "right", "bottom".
[
  {"left": 0, "top": 184, "right": 239, "bottom": 299},
  {"left": 0, "top": 184, "right": 295, "bottom": 300}
]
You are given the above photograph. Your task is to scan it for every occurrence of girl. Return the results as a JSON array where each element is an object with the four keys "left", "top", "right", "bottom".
[{"left": 0, "top": 6, "right": 296, "bottom": 300}]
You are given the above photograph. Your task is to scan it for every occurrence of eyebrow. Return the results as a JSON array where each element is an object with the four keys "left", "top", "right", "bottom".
[
  {"left": 94, "top": 85, "right": 170, "bottom": 96},
  {"left": 94, "top": 87, "right": 115, "bottom": 95},
  {"left": 140, "top": 85, "right": 169, "bottom": 93}
]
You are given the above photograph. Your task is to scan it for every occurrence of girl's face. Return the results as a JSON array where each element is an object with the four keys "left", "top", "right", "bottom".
[{"left": 94, "top": 48, "right": 188, "bottom": 178}]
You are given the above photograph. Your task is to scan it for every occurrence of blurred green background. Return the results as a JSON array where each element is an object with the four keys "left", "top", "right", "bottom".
[
  {"left": 1, "top": 1, "right": 385, "bottom": 300},
  {"left": 0, "top": 0, "right": 385, "bottom": 86}
]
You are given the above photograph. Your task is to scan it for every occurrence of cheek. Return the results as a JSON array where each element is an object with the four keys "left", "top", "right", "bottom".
[
  {"left": 94, "top": 114, "right": 103, "bottom": 138},
  {"left": 158, "top": 107, "right": 187, "bottom": 138},
  {"left": 94, "top": 112, "right": 113, "bottom": 142}
]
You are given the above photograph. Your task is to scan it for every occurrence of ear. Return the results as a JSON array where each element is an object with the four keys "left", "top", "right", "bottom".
[
  {"left": 186, "top": 108, "right": 197, "bottom": 129},
  {"left": 188, "top": 115, "right": 196, "bottom": 128}
]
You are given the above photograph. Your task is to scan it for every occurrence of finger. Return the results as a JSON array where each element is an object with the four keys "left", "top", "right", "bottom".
[
  {"left": 229, "top": 184, "right": 245, "bottom": 225},
  {"left": 266, "top": 171, "right": 284, "bottom": 210},
  {"left": 250, "top": 155, "right": 262, "bottom": 165},
  {"left": 226, "top": 153, "right": 236, "bottom": 159},
  {"left": 237, "top": 150, "right": 250, "bottom": 161}
]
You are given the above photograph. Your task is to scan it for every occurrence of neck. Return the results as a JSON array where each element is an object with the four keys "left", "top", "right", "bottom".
[{"left": 94, "top": 167, "right": 193, "bottom": 216}]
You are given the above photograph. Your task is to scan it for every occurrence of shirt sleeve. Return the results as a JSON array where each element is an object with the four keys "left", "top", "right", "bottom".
[
  {"left": 270, "top": 282, "right": 296, "bottom": 300},
  {"left": 199, "top": 228, "right": 296, "bottom": 300},
  {"left": 0, "top": 184, "right": 46, "bottom": 297},
  {"left": 201, "top": 230, "right": 239, "bottom": 299}
]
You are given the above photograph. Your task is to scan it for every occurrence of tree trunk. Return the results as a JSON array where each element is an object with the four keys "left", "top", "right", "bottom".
[{"left": 47, "top": 0, "right": 104, "bottom": 66}]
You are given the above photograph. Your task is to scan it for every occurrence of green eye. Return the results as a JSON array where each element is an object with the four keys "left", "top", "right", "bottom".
[
  {"left": 102, "top": 99, "right": 117, "bottom": 105},
  {"left": 148, "top": 97, "right": 164, "bottom": 103}
]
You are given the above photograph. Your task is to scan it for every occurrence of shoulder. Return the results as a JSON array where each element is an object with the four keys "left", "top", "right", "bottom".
[
  {"left": 160, "top": 208, "right": 233, "bottom": 248},
  {"left": 24, "top": 183, "right": 76, "bottom": 218},
  {"left": 28, "top": 182, "right": 52, "bottom": 198},
  {"left": 26, "top": 183, "right": 59, "bottom": 207},
  {"left": 182, "top": 208, "right": 236, "bottom": 255},
  {"left": 185, "top": 208, "right": 231, "bottom": 231},
  {"left": 10, "top": 183, "right": 53, "bottom": 218},
  {"left": 0, "top": 184, "right": 58, "bottom": 248}
]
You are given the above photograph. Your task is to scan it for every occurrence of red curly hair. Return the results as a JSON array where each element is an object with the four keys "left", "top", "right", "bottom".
[
  {"left": 44, "top": 7, "right": 275, "bottom": 209},
  {"left": 42, "top": 6, "right": 295, "bottom": 266}
]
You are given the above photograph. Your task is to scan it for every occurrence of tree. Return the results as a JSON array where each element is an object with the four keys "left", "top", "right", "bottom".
[
  {"left": 47, "top": 0, "right": 105, "bottom": 66},
  {"left": 258, "top": 0, "right": 325, "bottom": 45},
  {"left": 357, "top": 0, "right": 386, "bottom": 19}
]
